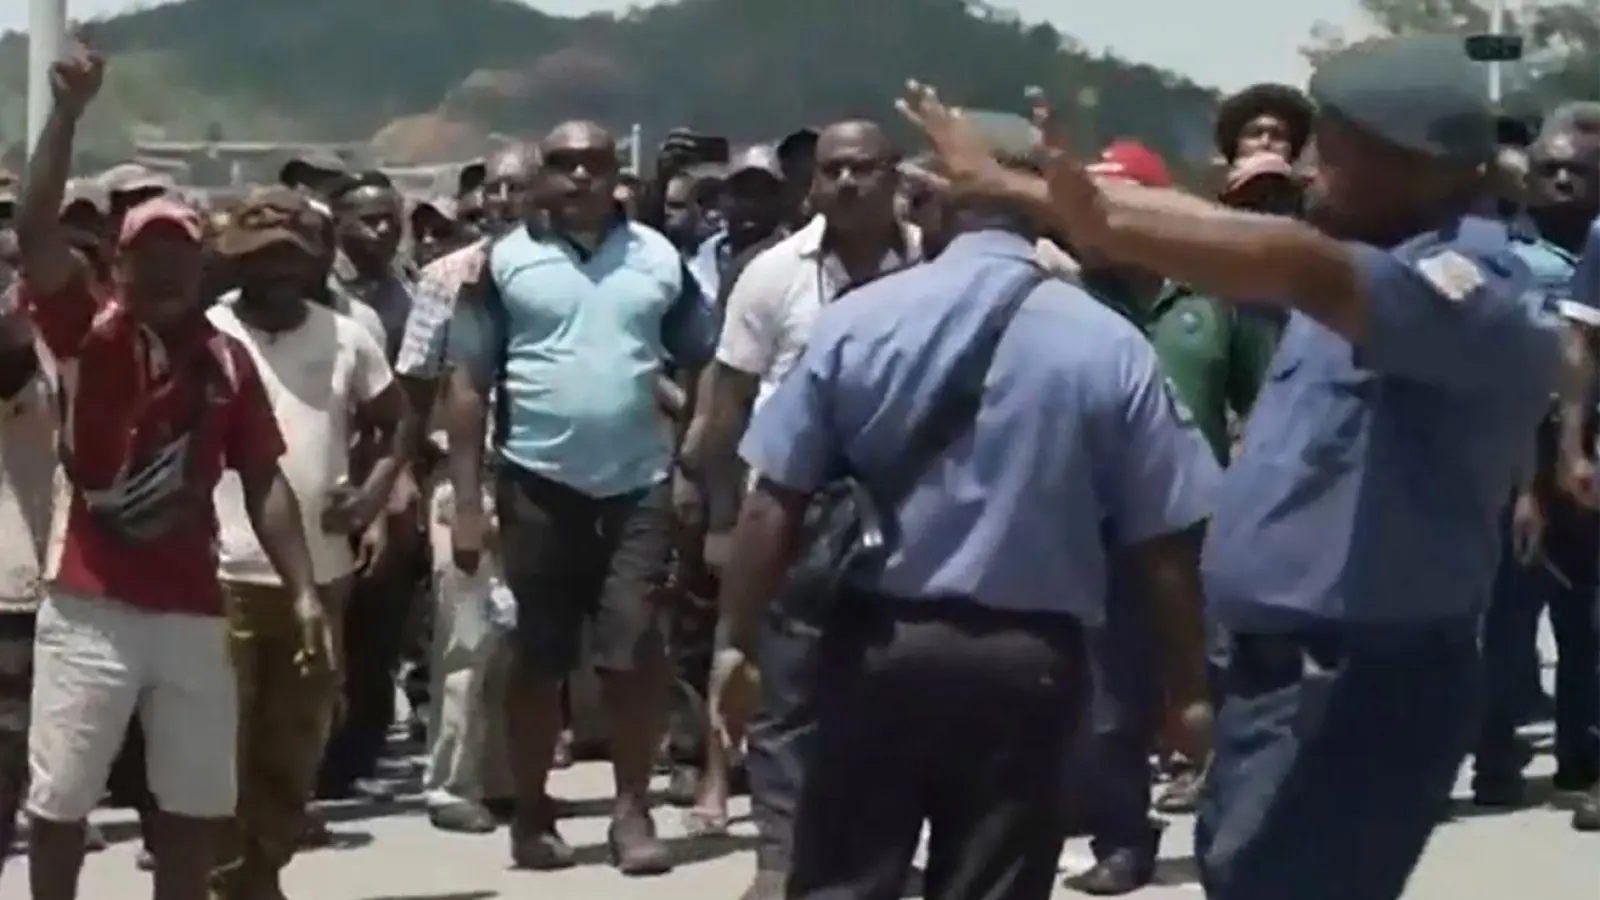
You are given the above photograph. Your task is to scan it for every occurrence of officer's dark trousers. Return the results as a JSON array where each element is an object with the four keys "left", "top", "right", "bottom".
[
  {"left": 1196, "top": 620, "right": 1479, "bottom": 900},
  {"left": 1477, "top": 550, "right": 1600, "bottom": 788},
  {"left": 1075, "top": 582, "right": 1161, "bottom": 866},
  {"left": 745, "top": 608, "right": 821, "bottom": 872},
  {"left": 787, "top": 593, "right": 1086, "bottom": 900}
]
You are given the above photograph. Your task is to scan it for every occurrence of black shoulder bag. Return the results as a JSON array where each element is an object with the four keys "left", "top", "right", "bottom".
[{"left": 780, "top": 264, "right": 1049, "bottom": 627}]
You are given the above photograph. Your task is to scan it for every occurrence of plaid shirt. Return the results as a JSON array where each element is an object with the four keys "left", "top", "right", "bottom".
[{"left": 394, "top": 238, "right": 488, "bottom": 379}]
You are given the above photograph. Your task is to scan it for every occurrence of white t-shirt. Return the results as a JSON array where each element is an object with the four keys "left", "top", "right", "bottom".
[
  {"left": 716, "top": 215, "right": 921, "bottom": 409},
  {"left": 209, "top": 299, "right": 394, "bottom": 586}
]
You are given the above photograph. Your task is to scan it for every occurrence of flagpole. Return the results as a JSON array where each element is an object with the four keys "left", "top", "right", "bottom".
[{"left": 26, "top": 0, "right": 67, "bottom": 161}]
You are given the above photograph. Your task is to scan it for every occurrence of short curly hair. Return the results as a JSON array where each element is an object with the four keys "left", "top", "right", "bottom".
[{"left": 1214, "top": 83, "right": 1314, "bottom": 162}]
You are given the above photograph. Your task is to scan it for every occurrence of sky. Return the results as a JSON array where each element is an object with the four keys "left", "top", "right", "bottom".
[{"left": 1, "top": 0, "right": 1371, "bottom": 92}]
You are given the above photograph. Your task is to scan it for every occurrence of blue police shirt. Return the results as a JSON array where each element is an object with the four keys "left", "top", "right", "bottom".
[
  {"left": 447, "top": 221, "right": 715, "bottom": 498},
  {"left": 739, "top": 229, "right": 1219, "bottom": 624},
  {"left": 1572, "top": 217, "right": 1600, "bottom": 322},
  {"left": 1202, "top": 215, "right": 1561, "bottom": 631},
  {"left": 1508, "top": 220, "right": 1582, "bottom": 325}
]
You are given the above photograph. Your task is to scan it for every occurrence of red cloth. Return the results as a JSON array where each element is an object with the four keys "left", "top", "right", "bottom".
[
  {"left": 21, "top": 273, "right": 284, "bottom": 615},
  {"left": 1087, "top": 140, "right": 1173, "bottom": 188}
]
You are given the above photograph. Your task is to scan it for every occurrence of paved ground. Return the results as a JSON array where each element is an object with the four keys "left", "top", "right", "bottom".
[
  {"left": 3, "top": 621, "right": 1595, "bottom": 899},
  {"left": 2, "top": 750, "right": 1592, "bottom": 900}
]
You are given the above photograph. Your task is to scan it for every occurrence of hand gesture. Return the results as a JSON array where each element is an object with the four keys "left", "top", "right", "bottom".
[
  {"left": 50, "top": 32, "right": 104, "bottom": 117},
  {"left": 1041, "top": 127, "right": 1112, "bottom": 252},
  {"left": 894, "top": 80, "right": 1004, "bottom": 193},
  {"left": 292, "top": 589, "right": 334, "bottom": 677}
]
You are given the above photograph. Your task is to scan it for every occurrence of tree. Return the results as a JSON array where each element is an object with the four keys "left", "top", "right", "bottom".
[{"left": 1303, "top": 0, "right": 1600, "bottom": 103}]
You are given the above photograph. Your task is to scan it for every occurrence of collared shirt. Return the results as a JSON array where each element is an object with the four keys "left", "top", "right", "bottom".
[
  {"left": 688, "top": 231, "right": 732, "bottom": 301},
  {"left": 1508, "top": 223, "right": 1583, "bottom": 325},
  {"left": 332, "top": 252, "right": 418, "bottom": 361},
  {"left": 718, "top": 214, "right": 922, "bottom": 408},
  {"left": 395, "top": 238, "right": 488, "bottom": 379},
  {"left": 739, "top": 229, "right": 1219, "bottom": 623},
  {"left": 1573, "top": 216, "right": 1600, "bottom": 321},
  {"left": 448, "top": 221, "right": 715, "bottom": 498},
  {"left": 1111, "top": 281, "right": 1276, "bottom": 463},
  {"left": 1202, "top": 215, "right": 1561, "bottom": 631},
  {"left": 20, "top": 274, "right": 285, "bottom": 616}
]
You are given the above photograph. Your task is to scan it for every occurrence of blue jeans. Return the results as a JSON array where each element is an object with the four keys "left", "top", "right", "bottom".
[{"left": 1196, "top": 621, "right": 1479, "bottom": 900}]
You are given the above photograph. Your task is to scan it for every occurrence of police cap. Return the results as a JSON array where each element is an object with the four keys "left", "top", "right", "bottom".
[{"left": 1310, "top": 34, "right": 1496, "bottom": 164}]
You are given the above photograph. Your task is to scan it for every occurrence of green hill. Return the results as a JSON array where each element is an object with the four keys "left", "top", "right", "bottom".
[{"left": 0, "top": 0, "right": 1223, "bottom": 175}]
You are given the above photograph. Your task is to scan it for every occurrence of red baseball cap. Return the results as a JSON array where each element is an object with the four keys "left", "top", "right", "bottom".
[
  {"left": 118, "top": 197, "right": 203, "bottom": 249},
  {"left": 1085, "top": 140, "right": 1172, "bottom": 188}
]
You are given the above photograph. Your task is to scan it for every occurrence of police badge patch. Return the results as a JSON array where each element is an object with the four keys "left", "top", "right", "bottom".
[{"left": 1414, "top": 250, "right": 1484, "bottom": 303}]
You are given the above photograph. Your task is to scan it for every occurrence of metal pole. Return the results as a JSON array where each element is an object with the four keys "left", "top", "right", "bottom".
[
  {"left": 26, "top": 0, "right": 68, "bottom": 162},
  {"left": 628, "top": 123, "right": 642, "bottom": 174},
  {"left": 1488, "top": 0, "right": 1506, "bottom": 103}
]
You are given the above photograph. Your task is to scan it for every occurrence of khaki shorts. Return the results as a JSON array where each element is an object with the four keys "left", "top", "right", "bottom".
[{"left": 28, "top": 589, "right": 237, "bottom": 821}]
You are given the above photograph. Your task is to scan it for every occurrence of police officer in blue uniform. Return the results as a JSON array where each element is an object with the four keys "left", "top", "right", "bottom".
[
  {"left": 1572, "top": 213, "right": 1600, "bottom": 831},
  {"left": 1474, "top": 123, "right": 1600, "bottom": 808},
  {"left": 715, "top": 122, "right": 1218, "bottom": 900},
  {"left": 900, "top": 35, "right": 1563, "bottom": 900},
  {"left": 1562, "top": 210, "right": 1600, "bottom": 832}
]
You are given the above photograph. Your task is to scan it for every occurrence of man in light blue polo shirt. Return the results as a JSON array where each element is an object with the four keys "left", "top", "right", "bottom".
[{"left": 442, "top": 121, "right": 714, "bottom": 876}]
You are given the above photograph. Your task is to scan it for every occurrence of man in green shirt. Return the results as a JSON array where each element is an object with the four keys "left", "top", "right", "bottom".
[{"left": 1065, "top": 140, "right": 1277, "bottom": 897}]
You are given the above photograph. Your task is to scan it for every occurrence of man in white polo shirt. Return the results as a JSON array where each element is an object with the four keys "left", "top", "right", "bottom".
[{"left": 679, "top": 119, "right": 920, "bottom": 900}]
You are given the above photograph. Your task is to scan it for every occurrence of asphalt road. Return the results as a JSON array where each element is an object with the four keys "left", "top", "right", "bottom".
[
  {"left": 0, "top": 745, "right": 1589, "bottom": 900},
  {"left": 3, "top": 624, "right": 1594, "bottom": 899}
]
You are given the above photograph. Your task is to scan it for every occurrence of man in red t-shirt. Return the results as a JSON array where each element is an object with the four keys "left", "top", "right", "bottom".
[{"left": 14, "top": 39, "right": 327, "bottom": 900}]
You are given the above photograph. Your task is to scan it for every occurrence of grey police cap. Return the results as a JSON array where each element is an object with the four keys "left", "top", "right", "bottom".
[{"left": 1309, "top": 34, "right": 1496, "bottom": 163}]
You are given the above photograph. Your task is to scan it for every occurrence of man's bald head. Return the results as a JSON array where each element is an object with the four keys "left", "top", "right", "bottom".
[
  {"left": 815, "top": 120, "right": 894, "bottom": 161},
  {"left": 811, "top": 119, "right": 900, "bottom": 233},
  {"left": 541, "top": 120, "right": 616, "bottom": 156},
  {"left": 484, "top": 142, "right": 542, "bottom": 182},
  {"left": 539, "top": 121, "right": 622, "bottom": 233}
]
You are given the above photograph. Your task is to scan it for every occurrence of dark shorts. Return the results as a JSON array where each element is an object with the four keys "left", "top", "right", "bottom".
[{"left": 495, "top": 465, "right": 672, "bottom": 677}]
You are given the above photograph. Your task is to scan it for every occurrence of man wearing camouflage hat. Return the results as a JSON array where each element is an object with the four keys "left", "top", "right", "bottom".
[{"left": 208, "top": 186, "right": 403, "bottom": 900}]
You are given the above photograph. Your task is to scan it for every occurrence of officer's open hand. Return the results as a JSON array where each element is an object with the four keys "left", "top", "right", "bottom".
[
  {"left": 895, "top": 80, "right": 1006, "bottom": 195},
  {"left": 1042, "top": 132, "right": 1112, "bottom": 253}
]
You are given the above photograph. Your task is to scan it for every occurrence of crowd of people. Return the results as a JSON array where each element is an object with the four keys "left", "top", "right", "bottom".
[{"left": 0, "top": 29, "right": 1596, "bottom": 900}]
